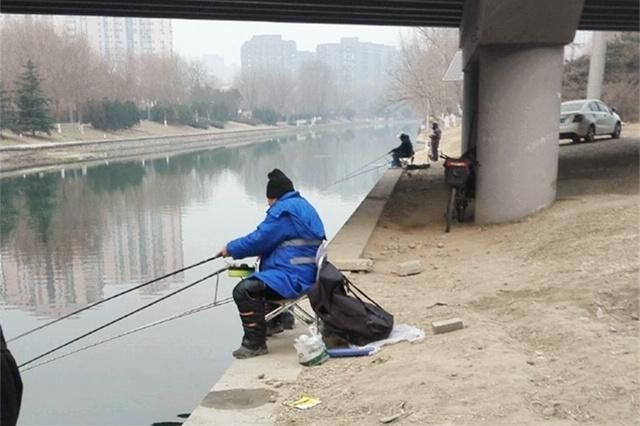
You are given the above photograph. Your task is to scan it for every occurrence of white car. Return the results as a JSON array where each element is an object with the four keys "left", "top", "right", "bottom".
[{"left": 559, "top": 99, "right": 622, "bottom": 143}]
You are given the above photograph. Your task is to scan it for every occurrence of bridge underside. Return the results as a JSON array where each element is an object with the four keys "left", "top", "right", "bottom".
[{"left": 1, "top": 0, "right": 638, "bottom": 31}]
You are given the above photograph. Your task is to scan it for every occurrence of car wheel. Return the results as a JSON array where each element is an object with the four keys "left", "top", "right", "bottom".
[
  {"left": 611, "top": 122, "right": 621, "bottom": 139},
  {"left": 571, "top": 136, "right": 580, "bottom": 144},
  {"left": 584, "top": 125, "right": 595, "bottom": 143}
]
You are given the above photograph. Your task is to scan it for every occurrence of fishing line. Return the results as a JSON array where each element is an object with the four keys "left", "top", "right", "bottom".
[
  {"left": 8, "top": 254, "right": 222, "bottom": 343},
  {"left": 18, "top": 266, "right": 229, "bottom": 369},
  {"left": 328, "top": 151, "right": 390, "bottom": 187},
  {"left": 20, "top": 297, "right": 234, "bottom": 373},
  {"left": 327, "top": 162, "right": 388, "bottom": 188}
]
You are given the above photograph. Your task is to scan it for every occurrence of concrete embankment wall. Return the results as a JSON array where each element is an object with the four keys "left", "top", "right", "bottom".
[
  {"left": 0, "top": 120, "right": 398, "bottom": 178},
  {"left": 0, "top": 127, "right": 294, "bottom": 177}
]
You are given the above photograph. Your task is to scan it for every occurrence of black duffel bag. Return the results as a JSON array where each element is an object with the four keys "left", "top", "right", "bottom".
[{"left": 308, "top": 261, "right": 393, "bottom": 346}]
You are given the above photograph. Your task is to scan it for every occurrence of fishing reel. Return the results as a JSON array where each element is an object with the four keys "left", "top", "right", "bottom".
[{"left": 227, "top": 262, "right": 256, "bottom": 278}]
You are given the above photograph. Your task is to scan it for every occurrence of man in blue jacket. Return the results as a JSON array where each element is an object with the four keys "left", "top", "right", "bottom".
[{"left": 219, "top": 169, "right": 326, "bottom": 359}]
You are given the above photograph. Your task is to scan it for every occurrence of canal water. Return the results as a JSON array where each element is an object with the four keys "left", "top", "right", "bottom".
[{"left": 0, "top": 124, "right": 416, "bottom": 425}]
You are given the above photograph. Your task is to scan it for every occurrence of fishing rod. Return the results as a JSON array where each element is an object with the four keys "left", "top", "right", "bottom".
[
  {"left": 8, "top": 254, "right": 222, "bottom": 343},
  {"left": 20, "top": 296, "right": 234, "bottom": 373},
  {"left": 18, "top": 265, "right": 229, "bottom": 369}
]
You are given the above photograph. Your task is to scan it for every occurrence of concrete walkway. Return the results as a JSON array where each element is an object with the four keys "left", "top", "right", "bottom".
[{"left": 184, "top": 167, "right": 404, "bottom": 425}]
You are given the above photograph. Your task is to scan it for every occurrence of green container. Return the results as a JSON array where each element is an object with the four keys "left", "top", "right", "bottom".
[{"left": 228, "top": 264, "right": 255, "bottom": 278}]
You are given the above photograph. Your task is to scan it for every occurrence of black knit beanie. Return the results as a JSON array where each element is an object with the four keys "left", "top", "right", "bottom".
[{"left": 266, "top": 168, "right": 294, "bottom": 199}]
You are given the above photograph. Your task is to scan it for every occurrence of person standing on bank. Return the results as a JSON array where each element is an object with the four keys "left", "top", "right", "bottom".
[
  {"left": 390, "top": 133, "right": 415, "bottom": 167},
  {"left": 218, "top": 169, "right": 326, "bottom": 359},
  {"left": 429, "top": 122, "right": 442, "bottom": 162}
]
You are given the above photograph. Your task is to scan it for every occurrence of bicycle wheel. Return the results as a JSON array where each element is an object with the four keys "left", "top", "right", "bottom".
[
  {"left": 445, "top": 187, "right": 456, "bottom": 233},
  {"left": 457, "top": 198, "right": 468, "bottom": 223}
]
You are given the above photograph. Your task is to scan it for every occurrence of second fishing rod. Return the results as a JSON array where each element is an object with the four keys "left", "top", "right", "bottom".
[{"left": 8, "top": 254, "right": 223, "bottom": 343}]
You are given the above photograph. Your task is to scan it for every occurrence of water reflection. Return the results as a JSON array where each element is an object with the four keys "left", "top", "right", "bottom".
[{"left": 1, "top": 127, "right": 398, "bottom": 318}]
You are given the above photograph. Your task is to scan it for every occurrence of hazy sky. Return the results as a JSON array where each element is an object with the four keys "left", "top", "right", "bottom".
[{"left": 173, "top": 19, "right": 413, "bottom": 66}]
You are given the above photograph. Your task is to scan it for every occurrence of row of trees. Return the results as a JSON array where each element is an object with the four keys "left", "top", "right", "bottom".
[
  {"left": 85, "top": 99, "right": 140, "bottom": 131},
  {"left": 236, "top": 59, "right": 395, "bottom": 121},
  {"left": 0, "top": 19, "right": 222, "bottom": 128}
]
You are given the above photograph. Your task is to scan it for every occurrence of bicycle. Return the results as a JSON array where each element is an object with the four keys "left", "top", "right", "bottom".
[{"left": 441, "top": 152, "right": 477, "bottom": 233}]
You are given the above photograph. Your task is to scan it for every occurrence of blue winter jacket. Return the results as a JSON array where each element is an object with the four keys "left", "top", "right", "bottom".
[{"left": 226, "top": 191, "right": 326, "bottom": 299}]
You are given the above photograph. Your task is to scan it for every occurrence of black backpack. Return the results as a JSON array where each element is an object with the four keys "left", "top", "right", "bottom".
[{"left": 308, "top": 261, "right": 394, "bottom": 346}]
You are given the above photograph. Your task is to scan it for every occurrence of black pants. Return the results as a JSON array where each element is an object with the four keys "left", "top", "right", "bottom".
[
  {"left": 1, "top": 348, "right": 23, "bottom": 426},
  {"left": 232, "top": 279, "right": 287, "bottom": 349},
  {"left": 431, "top": 139, "right": 440, "bottom": 161}
]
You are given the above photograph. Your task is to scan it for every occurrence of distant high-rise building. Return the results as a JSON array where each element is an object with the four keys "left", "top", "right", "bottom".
[
  {"left": 241, "top": 35, "right": 298, "bottom": 74},
  {"left": 317, "top": 37, "right": 399, "bottom": 88},
  {"left": 0, "top": 14, "right": 172, "bottom": 61},
  {"left": 295, "top": 50, "right": 317, "bottom": 70},
  {"left": 86, "top": 17, "right": 172, "bottom": 61},
  {"left": 202, "top": 53, "right": 237, "bottom": 84}
]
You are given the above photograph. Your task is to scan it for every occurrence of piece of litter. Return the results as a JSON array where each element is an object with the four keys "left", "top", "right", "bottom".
[
  {"left": 283, "top": 395, "right": 321, "bottom": 410},
  {"left": 379, "top": 412, "right": 403, "bottom": 424},
  {"left": 379, "top": 401, "right": 406, "bottom": 424},
  {"left": 257, "top": 374, "right": 265, "bottom": 380},
  {"left": 354, "top": 324, "right": 425, "bottom": 355}
]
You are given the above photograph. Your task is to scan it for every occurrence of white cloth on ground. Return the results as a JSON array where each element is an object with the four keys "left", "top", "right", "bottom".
[{"left": 355, "top": 323, "right": 425, "bottom": 355}]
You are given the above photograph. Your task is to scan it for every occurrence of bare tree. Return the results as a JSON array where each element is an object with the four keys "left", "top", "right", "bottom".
[
  {"left": 389, "top": 28, "right": 462, "bottom": 121},
  {"left": 237, "top": 68, "right": 295, "bottom": 116}
]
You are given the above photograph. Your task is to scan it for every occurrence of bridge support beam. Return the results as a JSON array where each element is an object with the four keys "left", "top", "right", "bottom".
[
  {"left": 460, "top": 0, "right": 583, "bottom": 223},
  {"left": 474, "top": 46, "right": 563, "bottom": 223},
  {"left": 587, "top": 32, "right": 608, "bottom": 100}
]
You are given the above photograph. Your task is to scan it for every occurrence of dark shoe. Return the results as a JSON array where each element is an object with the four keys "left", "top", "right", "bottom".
[
  {"left": 266, "top": 322, "right": 284, "bottom": 337},
  {"left": 232, "top": 345, "right": 268, "bottom": 359}
]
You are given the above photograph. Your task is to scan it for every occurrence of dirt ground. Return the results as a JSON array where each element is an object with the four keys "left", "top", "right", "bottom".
[{"left": 275, "top": 125, "right": 640, "bottom": 425}]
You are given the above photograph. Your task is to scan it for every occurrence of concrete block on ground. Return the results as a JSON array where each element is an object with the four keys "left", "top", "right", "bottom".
[
  {"left": 396, "top": 260, "right": 424, "bottom": 276},
  {"left": 333, "top": 258, "right": 374, "bottom": 272},
  {"left": 431, "top": 318, "right": 464, "bottom": 335}
]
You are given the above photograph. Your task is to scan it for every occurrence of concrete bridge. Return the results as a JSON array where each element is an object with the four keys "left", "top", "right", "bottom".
[{"left": 3, "top": 0, "right": 638, "bottom": 223}]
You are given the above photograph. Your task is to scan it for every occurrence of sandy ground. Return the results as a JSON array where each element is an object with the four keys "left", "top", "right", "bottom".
[
  {"left": 0, "top": 120, "right": 268, "bottom": 145},
  {"left": 275, "top": 125, "right": 640, "bottom": 425}
]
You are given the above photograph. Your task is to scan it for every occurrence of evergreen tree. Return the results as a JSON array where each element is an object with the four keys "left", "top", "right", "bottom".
[
  {"left": 14, "top": 60, "right": 54, "bottom": 136},
  {"left": 0, "top": 82, "right": 14, "bottom": 132}
]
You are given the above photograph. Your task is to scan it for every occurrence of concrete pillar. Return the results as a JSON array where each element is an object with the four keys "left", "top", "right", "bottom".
[
  {"left": 461, "top": 65, "right": 478, "bottom": 154},
  {"left": 475, "top": 46, "right": 564, "bottom": 224},
  {"left": 587, "top": 32, "right": 607, "bottom": 100}
]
